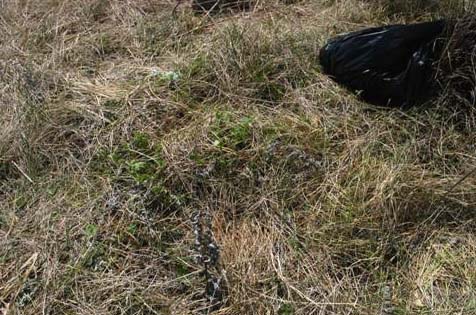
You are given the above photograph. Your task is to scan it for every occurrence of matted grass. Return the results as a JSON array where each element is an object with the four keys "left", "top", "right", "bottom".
[{"left": 1, "top": 0, "right": 476, "bottom": 314}]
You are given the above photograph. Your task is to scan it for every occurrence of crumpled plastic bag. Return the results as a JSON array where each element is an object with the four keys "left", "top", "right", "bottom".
[{"left": 319, "top": 20, "right": 446, "bottom": 107}]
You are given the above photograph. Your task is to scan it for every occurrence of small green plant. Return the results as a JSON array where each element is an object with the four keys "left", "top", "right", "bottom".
[
  {"left": 175, "top": 259, "right": 190, "bottom": 277},
  {"left": 211, "top": 112, "right": 254, "bottom": 150},
  {"left": 131, "top": 132, "right": 151, "bottom": 150},
  {"left": 82, "top": 242, "right": 107, "bottom": 270},
  {"left": 127, "top": 223, "right": 138, "bottom": 235},
  {"left": 84, "top": 224, "right": 98, "bottom": 238},
  {"left": 103, "top": 99, "right": 123, "bottom": 108},
  {"left": 278, "top": 303, "right": 294, "bottom": 315}
]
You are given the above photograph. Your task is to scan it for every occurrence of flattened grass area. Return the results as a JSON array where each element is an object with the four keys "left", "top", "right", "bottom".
[{"left": 1, "top": 0, "right": 476, "bottom": 314}]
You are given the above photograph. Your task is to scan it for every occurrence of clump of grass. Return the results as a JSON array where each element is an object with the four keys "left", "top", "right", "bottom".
[
  {"left": 436, "top": 16, "right": 476, "bottom": 115},
  {"left": 177, "top": 21, "right": 320, "bottom": 104},
  {"left": 137, "top": 11, "right": 206, "bottom": 57},
  {"left": 404, "top": 231, "right": 476, "bottom": 313},
  {"left": 92, "top": 131, "right": 191, "bottom": 215}
]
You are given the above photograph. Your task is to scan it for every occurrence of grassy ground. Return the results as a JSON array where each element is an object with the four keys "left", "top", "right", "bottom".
[{"left": 2, "top": 0, "right": 476, "bottom": 314}]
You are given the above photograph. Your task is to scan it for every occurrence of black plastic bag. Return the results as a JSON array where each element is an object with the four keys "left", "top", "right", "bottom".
[{"left": 319, "top": 20, "right": 446, "bottom": 107}]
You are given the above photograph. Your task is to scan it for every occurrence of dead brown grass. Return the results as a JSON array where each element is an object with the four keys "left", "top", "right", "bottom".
[{"left": 2, "top": 0, "right": 476, "bottom": 314}]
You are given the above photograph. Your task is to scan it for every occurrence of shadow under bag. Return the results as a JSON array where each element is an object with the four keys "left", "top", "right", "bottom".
[{"left": 319, "top": 20, "right": 446, "bottom": 108}]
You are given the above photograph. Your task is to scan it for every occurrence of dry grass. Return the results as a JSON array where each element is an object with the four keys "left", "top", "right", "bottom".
[{"left": 2, "top": 0, "right": 476, "bottom": 314}]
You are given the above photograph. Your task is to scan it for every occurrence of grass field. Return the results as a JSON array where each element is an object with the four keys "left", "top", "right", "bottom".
[{"left": 2, "top": 0, "right": 476, "bottom": 314}]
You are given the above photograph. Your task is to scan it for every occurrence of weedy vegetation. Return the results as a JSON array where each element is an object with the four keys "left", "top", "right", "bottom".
[{"left": 2, "top": 0, "right": 476, "bottom": 314}]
